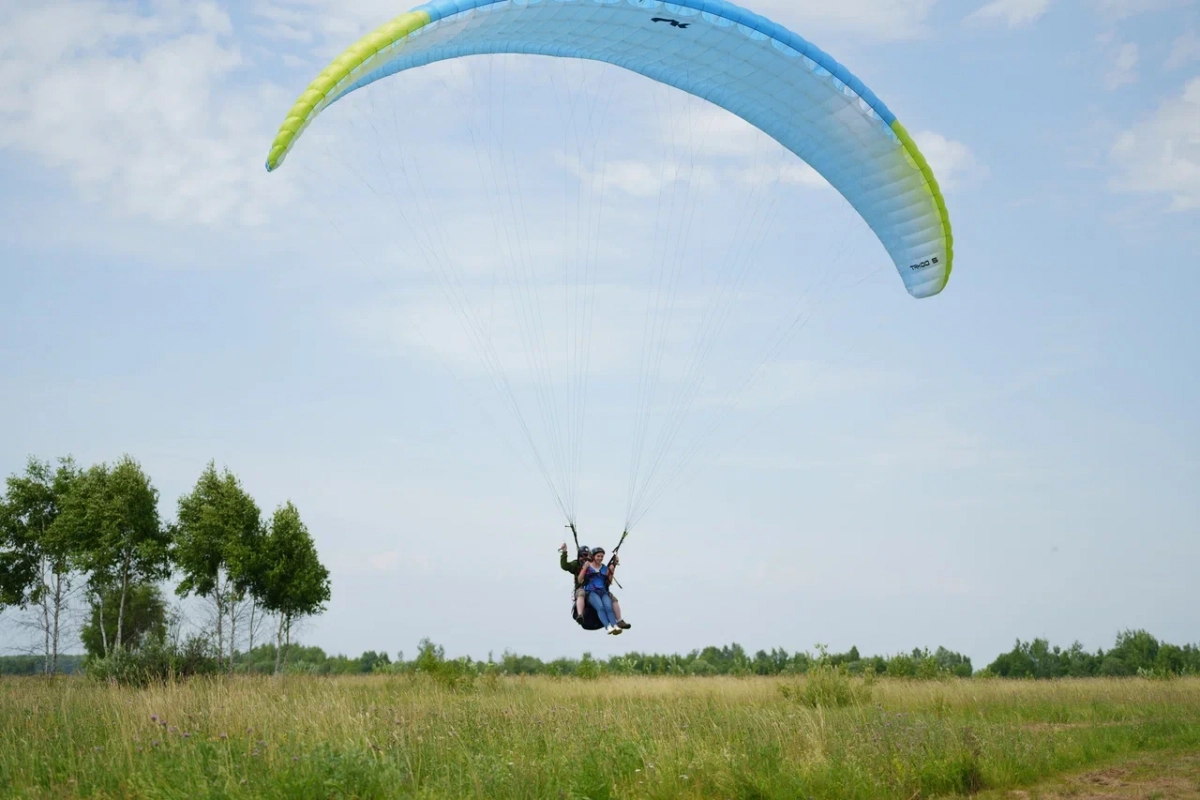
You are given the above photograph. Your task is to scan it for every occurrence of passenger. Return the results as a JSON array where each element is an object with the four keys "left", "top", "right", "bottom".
[
  {"left": 578, "top": 548, "right": 624, "bottom": 634},
  {"left": 559, "top": 542, "right": 631, "bottom": 630}
]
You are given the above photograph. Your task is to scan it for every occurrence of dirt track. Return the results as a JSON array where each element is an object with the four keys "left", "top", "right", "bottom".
[{"left": 996, "top": 751, "right": 1200, "bottom": 800}]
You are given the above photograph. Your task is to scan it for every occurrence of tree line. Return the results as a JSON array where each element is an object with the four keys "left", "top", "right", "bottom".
[
  {"left": 295, "top": 631, "right": 1196, "bottom": 680},
  {"left": 4, "top": 629, "right": 1178, "bottom": 680},
  {"left": 0, "top": 456, "right": 330, "bottom": 675}
]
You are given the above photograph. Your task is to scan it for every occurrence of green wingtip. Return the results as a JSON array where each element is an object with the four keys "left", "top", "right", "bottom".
[
  {"left": 890, "top": 120, "right": 955, "bottom": 293},
  {"left": 263, "top": 10, "right": 433, "bottom": 175}
]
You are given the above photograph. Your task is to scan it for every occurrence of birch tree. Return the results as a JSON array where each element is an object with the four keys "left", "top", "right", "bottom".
[
  {"left": 0, "top": 458, "right": 80, "bottom": 673},
  {"left": 173, "top": 463, "right": 262, "bottom": 672},
  {"left": 257, "top": 503, "right": 330, "bottom": 676},
  {"left": 60, "top": 457, "right": 170, "bottom": 654}
]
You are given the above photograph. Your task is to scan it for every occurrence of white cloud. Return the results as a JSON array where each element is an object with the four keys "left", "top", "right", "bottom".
[
  {"left": 1110, "top": 77, "right": 1200, "bottom": 210},
  {"left": 257, "top": 0, "right": 942, "bottom": 46},
  {"left": 967, "top": 0, "right": 1053, "bottom": 28},
  {"left": 1103, "top": 42, "right": 1139, "bottom": 90},
  {"left": 966, "top": 0, "right": 1182, "bottom": 28},
  {"left": 343, "top": 283, "right": 697, "bottom": 379},
  {"left": 250, "top": 0, "right": 398, "bottom": 46},
  {"left": 752, "top": 0, "right": 941, "bottom": 41},
  {"left": 0, "top": 1, "right": 287, "bottom": 227},
  {"left": 1093, "top": 0, "right": 1186, "bottom": 20},
  {"left": 1165, "top": 32, "right": 1200, "bottom": 70},
  {"left": 913, "top": 131, "right": 987, "bottom": 190},
  {"left": 557, "top": 152, "right": 716, "bottom": 198}
]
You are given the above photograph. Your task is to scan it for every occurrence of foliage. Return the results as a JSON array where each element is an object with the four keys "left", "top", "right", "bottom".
[
  {"left": 258, "top": 502, "right": 331, "bottom": 674},
  {"left": 84, "top": 635, "right": 219, "bottom": 687},
  {"left": 0, "top": 458, "right": 78, "bottom": 611},
  {"left": 0, "top": 458, "right": 83, "bottom": 674},
  {"left": 986, "top": 630, "right": 1200, "bottom": 679},
  {"left": 413, "top": 638, "right": 477, "bottom": 691},
  {"left": 0, "top": 459, "right": 55, "bottom": 609},
  {"left": 173, "top": 463, "right": 264, "bottom": 669},
  {"left": 780, "top": 663, "right": 874, "bottom": 708},
  {"left": 576, "top": 652, "right": 602, "bottom": 680},
  {"left": 257, "top": 503, "right": 329, "bottom": 620},
  {"left": 79, "top": 582, "right": 167, "bottom": 658},
  {"left": 173, "top": 463, "right": 263, "bottom": 600},
  {"left": 56, "top": 456, "right": 171, "bottom": 653}
]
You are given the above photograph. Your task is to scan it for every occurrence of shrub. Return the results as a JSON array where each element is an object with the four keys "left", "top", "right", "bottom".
[
  {"left": 577, "top": 653, "right": 602, "bottom": 680},
  {"left": 85, "top": 636, "right": 218, "bottom": 686},
  {"left": 780, "top": 664, "right": 872, "bottom": 708},
  {"left": 413, "top": 639, "right": 476, "bottom": 692}
]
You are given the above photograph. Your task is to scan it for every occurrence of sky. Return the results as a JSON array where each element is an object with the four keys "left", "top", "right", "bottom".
[{"left": 1, "top": 0, "right": 1198, "bottom": 668}]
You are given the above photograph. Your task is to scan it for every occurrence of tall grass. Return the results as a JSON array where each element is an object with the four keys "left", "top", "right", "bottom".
[{"left": 2, "top": 675, "right": 1199, "bottom": 799}]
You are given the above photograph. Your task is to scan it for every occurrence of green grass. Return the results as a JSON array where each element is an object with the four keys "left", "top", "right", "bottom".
[{"left": 2, "top": 675, "right": 1199, "bottom": 799}]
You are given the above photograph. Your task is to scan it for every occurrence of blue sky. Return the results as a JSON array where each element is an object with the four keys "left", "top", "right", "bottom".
[{"left": 1, "top": 0, "right": 1197, "bottom": 667}]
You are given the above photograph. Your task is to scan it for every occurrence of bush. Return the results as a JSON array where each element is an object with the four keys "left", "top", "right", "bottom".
[
  {"left": 577, "top": 653, "right": 601, "bottom": 680},
  {"left": 85, "top": 636, "right": 218, "bottom": 686},
  {"left": 886, "top": 653, "right": 917, "bottom": 678},
  {"left": 413, "top": 639, "right": 476, "bottom": 692},
  {"left": 780, "top": 664, "right": 873, "bottom": 708}
]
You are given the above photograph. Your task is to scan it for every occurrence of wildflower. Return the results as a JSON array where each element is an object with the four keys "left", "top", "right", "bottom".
[
  {"left": 150, "top": 715, "right": 158, "bottom": 722},
  {"left": 219, "top": 733, "right": 228, "bottom": 740},
  {"left": 292, "top": 756, "right": 299, "bottom": 762},
  {"left": 151, "top": 740, "right": 161, "bottom": 748},
  {"left": 182, "top": 732, "right": 191, "bottom": 739}
]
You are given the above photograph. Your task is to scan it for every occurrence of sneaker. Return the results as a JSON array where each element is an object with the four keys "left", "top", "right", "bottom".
[{"left": 617, "top": 620, "right": 631, "bottom": 630}]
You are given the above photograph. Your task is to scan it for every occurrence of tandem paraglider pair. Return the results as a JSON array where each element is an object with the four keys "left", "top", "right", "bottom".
[
  {"left": 560, "top": 542, "right": 631, "bottom": 634},
  {"left": 263, "top": 0, "right": 956, "bottom": 626}
]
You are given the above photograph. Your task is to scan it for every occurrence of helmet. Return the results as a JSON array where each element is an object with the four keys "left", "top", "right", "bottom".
[
  {"left": 577, "top": 546, "right": 591, "bottom": 560},
  {"left": 591, "top": 548, "right": 605, "bottom": 557}
]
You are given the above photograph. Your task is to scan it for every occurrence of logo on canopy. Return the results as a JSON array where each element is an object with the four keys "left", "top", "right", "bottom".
[{"left": 651, "top": 18, "right": 690, "bottom": 29}]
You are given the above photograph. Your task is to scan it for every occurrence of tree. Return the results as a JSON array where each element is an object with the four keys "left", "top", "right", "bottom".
[
  {"left": 58, "top": 456, "right": 170, "bottom": 655},
  {"left": 256, "top": 502, "right": 330, "bottom": 675},
  {"left": 80, "top": 582, "right": 167, "bottom": 658},
  {"left": 173, "top": 463, "right": 262, "bottom": 672},
  {"left": 0, "top": 495, "right": 39, "bottom": 614},
  {"left": 0, "top": 458, "right": 80, "bottom": 673},
  {"left": 1110, "top": 629, "right": 1160, "bottom": 673}
]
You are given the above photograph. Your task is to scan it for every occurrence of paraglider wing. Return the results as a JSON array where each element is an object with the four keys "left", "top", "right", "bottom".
[{"left": 265, "top": 0, "right": 954, "bottom": 298}]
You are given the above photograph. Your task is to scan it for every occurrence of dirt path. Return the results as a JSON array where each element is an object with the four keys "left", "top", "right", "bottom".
[{"left": 991, "top": 751, "right": 1200, "bottom": 800}]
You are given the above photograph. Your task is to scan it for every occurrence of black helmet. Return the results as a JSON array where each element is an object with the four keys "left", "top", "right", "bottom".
[
  {"left": 577, "top": 546, "right": 591, "bottom": 560},
  {"left": 591, "top": 547, "right": 605, "bottom": 557}
]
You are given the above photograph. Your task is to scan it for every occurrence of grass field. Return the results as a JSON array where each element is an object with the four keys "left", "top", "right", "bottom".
[{"left": 2, "top": 674, "right": 1199, "bottom": 799}]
